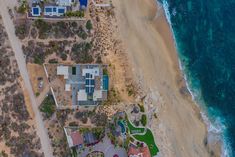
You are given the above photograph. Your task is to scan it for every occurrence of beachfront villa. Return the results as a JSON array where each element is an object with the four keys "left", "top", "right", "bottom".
[
  {"left": 56, "top": 64, "right": 108, "bottom": 106},
  {"left": 44, "top": 6, "right": 66, "bottom": 16},
  {"left": 30, "top": 0, "right": 88, "bottom": 17}
]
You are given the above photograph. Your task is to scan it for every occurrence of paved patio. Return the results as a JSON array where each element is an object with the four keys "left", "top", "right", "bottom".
[{"left": 80, "top": 134, "right": 127, "bottom": 157}]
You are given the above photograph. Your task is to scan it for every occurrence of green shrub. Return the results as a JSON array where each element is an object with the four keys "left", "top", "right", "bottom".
[
  {"left": 34, "top": 55, "right": 44, "bottom": 65},
  {"left": 65, "top": 11, "right": 85, "bottom": 18},
  {"left": 17, "top": 0, "right": 28, "bottom": 13},
  {"left": 61, "top": 53, "right": 67, "bottom": 61},
  {"left": 86, "top": 20, "right": 93, "bottom": 31},
  {"left": 140, "top": 114, "right": 147, "bottom": 126},
  {"left": 68, "top": 121, "right": 78, "bottom": 127},
  {"left": 35, "top": 92, "right": 40, "bottom": 97},
  {"left": 15, "top": 24, "right": 28, "bottom": 39},
  {"left": 154, "top": 113, "right": 158, "bottom": 119},
  {"left": 103, "top": 68, "right": 108, "bottom": 75},
  {"left": 48, "top": 58, "right": 58, "bottom": 64},
  {"left": 40, "top": 95, "right": 56, "bottom": 118},
  {"left": 92, "top": 127, "right": 104, "bottom": 140},
  {"left": 76, "top": 26, "right": 88, "bottom": 40},
  {"left": 138, "top": 104, "right": 145, "bottom": 112},
  {"left": 34, "top": 19, "right": 50, "bottom": 39}
]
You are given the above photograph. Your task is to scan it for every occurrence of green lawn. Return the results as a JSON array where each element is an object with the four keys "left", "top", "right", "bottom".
[
  {"left": 133, "top": 129, "right": 159, "bottom": 156},
  {"left": 126, "top": 116, "right": 159, "bottom": 156},
  {"left": 126, "top": 118, "right": 145, "bottom": 134}
]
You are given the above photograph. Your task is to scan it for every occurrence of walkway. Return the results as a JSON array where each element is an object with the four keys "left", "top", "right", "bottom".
[{"left": 0, "top": 1, "right": 53, "bottom": 157}]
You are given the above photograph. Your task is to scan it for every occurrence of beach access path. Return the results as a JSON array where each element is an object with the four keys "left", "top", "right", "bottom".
[{"left": 0, "top": 1, "right": 53, "bottom": 157}]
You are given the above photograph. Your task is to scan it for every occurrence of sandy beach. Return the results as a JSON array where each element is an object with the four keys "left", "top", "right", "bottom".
[{"left": 112, "top": 0, "right": 220, "bottom": 156}]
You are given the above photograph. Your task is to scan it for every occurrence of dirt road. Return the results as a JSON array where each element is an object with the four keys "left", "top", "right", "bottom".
[{"left": 0, "top": 1, "right": 53, "bottom": 157}]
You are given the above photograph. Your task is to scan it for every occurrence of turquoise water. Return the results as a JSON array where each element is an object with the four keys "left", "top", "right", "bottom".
[
  {"left": 117, "top": 120, "right": 126, "bottom": 133},
  {"left": 159, "top": 0, "right": 235, "bottom": 156},
  {"left": 103, "top": 75, "right": 109, "bottom": 91}
]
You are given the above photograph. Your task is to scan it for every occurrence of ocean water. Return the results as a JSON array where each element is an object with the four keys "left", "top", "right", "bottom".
[{"left": 159, "top": 0, "right": 235, "bottom": 156}]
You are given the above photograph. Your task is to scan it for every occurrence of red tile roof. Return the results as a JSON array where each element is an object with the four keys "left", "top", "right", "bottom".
[
  {"left": 128, "top": 145, "right": 151, "bottom": 157},
  {"left": 71, "top": 131, "right": 83, "bottom": 146},
  {"left": 140, "top": 146, "right": 151, "bottom": 157}
]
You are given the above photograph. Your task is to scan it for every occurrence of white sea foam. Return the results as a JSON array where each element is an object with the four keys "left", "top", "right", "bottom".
[{"left": 158, "top": 0, "right": 232, "bottom": 156}]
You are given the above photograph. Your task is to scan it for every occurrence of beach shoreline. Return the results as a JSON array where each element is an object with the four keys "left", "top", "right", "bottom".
[{"left": 112, "top": 0, "right": 221, "bottom": 156}]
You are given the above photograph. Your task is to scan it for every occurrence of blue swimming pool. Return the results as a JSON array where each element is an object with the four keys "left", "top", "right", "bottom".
[
  {"left": 45, "top": 7, "right": 52, "bottom": 13},
  {"left": 33, "top": 8, "right": 39, "bottom": 15},
  {"left": 103, "top": 75, "right": 109, "bottom": 91},
  {"left": 80, "top": 0, "right": 88, "bottom": 7},
  {"left": 117, "top": 120, "right": 126, "bottom": 134},
  {"left": 58, "top": 8, "right": 65, "bottom": 14}
]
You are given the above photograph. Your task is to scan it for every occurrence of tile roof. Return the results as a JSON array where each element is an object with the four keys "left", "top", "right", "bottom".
[
  {"left": 71, "top": 131, "right": 84, "bottom": 146},
  {"left": 128, "top": 145, "right": 151, "bottom": 157}
]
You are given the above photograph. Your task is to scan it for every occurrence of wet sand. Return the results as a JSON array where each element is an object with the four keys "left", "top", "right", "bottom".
[{"left": 112, "top": 0, "right": 220, "bottom": 156}]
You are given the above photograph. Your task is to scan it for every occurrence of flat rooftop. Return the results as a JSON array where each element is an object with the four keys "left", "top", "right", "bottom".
[{"left": 53, "top": 64, "right": 108, "bottom": 107}]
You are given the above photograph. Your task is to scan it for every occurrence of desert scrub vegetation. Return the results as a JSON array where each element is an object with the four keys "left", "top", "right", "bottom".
[
  {"left": 23, "top": 40, "right": 96, "bottom": 65},
  {"left": 102, "top": 88, "right": 121, "bottom": 106},
  {"left": 15, "top": 23, "right": 30, "bottom": 39},
  {"left": 71, "top": 42, "right": 94, "bottom": 63},
  {"left": 33, "top": 19, "right": 50, "bottom": 39},
  {"left": 126, "top": 83, "right": 137, "bottom": 97},
  {"left": 33, "top": 19, "right": 88, "bottom": 39},
  {"left": 22, "top": 40, "right": 70, "bottom": 64}
]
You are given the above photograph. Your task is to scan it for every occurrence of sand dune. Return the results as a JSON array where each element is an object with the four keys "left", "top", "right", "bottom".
[{"left": 112, "top": 0, "right": 218, "bottom": 156}]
